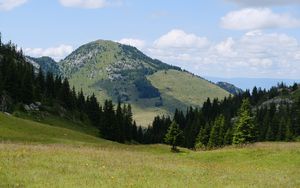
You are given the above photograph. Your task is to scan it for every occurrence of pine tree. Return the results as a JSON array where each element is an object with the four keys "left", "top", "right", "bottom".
[
  {"left": 131, "top": 121, "right": 138, "bottom": 141},
  {"left": 164, "top": 121, "right": 183, "bottom": 151},
  {"left": 285, "top": 118, "right": 293, "bottom": 141},
  {"left": 123, "top": 104, "right": 133, "bottom": 141},
  {"left": 224, "top": 128, "right": 233, "bottom": 145},
  {"left": 45, "top": 73, "right": 55, "bottom": 99},
  {"left": 35, "top": 67, "right": 45, "bottom": 101},
  {"left": 101, "top": 100, "right": 115, "bottom": 140},
  {"left": 76, "top": 89, "right": 85, "bottom": 111},
  {"left": 195, "top": 127, "right": 207, "bottom": 149},
  {"left": 233, "top": 99, "right": 255, "bottom": 145},
  {"left": 208, "top": 115, "right": 225, "bottom": 148},
  {"left": 137, "top": 126, "right": 144, "bottom": 143},
  {"left": 276, "top": 117, "right": 286, "bottom": 141},
  {"left": 21, "top": 66, "right": 34, "bottom": 104},
  {"left": 115, "top": 101, "right": 124, "bottom": 143},
  {"left": 265, "top": 125, "right": 274, "bottom": 141}
]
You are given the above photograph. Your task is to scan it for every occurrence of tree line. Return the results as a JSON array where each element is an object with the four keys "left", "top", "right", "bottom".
[{"left": 144, "top": 84, "right": 300, "bottom": 150}]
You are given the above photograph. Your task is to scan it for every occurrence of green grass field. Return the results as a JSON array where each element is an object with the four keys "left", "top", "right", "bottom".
[{"left": 0, "top": 113, "right": 299, "bottom": 187}]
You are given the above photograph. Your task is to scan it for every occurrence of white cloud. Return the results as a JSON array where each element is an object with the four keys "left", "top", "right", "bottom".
[
  {"left": 215, "top": 37, "right": 236, "bottom": 57},
  {"left": 146, "top": 29, "right": 300, "bottom": 78},
  {"left": 153, "top": 29, "right": 209, "bottom": 49},
  {"left": 24, "top": 44, "right": 73, "bottom": 61},
  {"left": 221, "top": 8, "right": 300, "bottom": 30},
  {"left": 0, "top": 0, "right": 27, "bottom": 11},
  {"left": 225, "top": 0, "right": 300, "bottom": 7},
  {"left": 59, "top": 0, "right": 107, "bottom": 9},
  {"left": 117, "top": 38, "right": 146, "bottom": 49}
]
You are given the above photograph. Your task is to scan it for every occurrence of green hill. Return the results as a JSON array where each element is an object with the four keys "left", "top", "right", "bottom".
[
  {"left": 0, "top": 113, "right": 299, "bottom": 187},
  {"left": 58, "top": 40, "right": 229, "bottom": 126}
]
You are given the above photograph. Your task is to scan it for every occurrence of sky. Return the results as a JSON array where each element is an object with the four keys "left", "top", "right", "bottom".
[{"left": 1, "top": 0, "right": 300, "bottom": 80}]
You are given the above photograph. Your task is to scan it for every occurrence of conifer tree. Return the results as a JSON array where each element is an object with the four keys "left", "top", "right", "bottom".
[
  {"left": 164, "top": 121, "right": 183, "bottom": 151},
  {"left": 233, "top": 99, "right": 255, "bottom": 144},
  {"left": 132, "top": 121, "right": 138, "bottom": 141},
  {"left": 224, "top": 128, "right": 233, "bottom": 145},
  {"left": 285, "top": 118, "right": 293, "bottom": 141},
  {"left": 208, "top": 115, "right": 225, "bottom": 148},
  {"left": 137, "top": 126, "right": 144, "bottom": 143},
  {"left": 266, "top": 125, "right": 274, "bottom": 141},
  {"left": 195, "top": 127, "right": 207, "bottom": 149},
  {"left": 116, "top": 101, "right": 124, "bottom": 142},
  {"left": 276, "top": 117, "right": 286, "bottom": 141}
]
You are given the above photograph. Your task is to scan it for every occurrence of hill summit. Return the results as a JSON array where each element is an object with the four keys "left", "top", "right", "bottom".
[{"left": 41, "top": 40, "right": 230, "bottom": 125}]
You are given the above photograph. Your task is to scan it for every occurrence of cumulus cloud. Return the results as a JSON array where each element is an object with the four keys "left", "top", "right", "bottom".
[
  {"left": 59, "top": 0, "right": 107, "bottom": 9},
  {"left": 0, "top": 0, "right": 27, "bottom": 11},
  {"left": 215, "top": 37, "right": 236, "bottom": 57},
  {"left": 24, "top": 44, "right": 73, "bottom": 61},
  {"left": 153, "top": 29, "right": 209, "bottom": 49},
  {"left": 117, "top": 38, "right": 146, "bottom": 49},
  {"left": 225, "top": 0, "right": 300, "bottom": 7},
  {"left": 146, "top": 29, "right": 300, "bottom": 78},
  {"left": 221, "top": 8, "right": 300, "bottom": 30}
]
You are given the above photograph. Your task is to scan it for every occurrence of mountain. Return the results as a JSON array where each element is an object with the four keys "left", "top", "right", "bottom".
[
  {"left": 216, "top": 81, "right": 243, "bottom": 95},
  {"left": 26, "top": 56, "right": 60, "bottom": 75},
  {"left": 57, "top": 40, "right": 229, "bottom": 125},
  {"left": 207, "top": 76, "right": 300, "bottom": 91}
]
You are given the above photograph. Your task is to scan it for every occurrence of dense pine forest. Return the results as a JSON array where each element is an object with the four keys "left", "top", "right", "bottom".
[
  {"left": 1, "top": 35, "right": 299, "bottom": 150},
  {"left": 145, "top": 84, "right": 300, "bottom": 149}
]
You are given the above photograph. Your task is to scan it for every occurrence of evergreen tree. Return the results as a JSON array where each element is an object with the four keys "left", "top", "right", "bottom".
[
  {"left": 233, "top": 99, "right": 255, "bottom": 144},
  {"left": 34, "top": 68, "right": 45, "bottom": 101},
  {"left": 131, "top": 121, "right": 138, "bottom": 141},
  {"left": 208, "top": 115, "right": 225, "bottom": 148},
  {"left": 115, "top": 101, "right": 124, "bottom": 143},
  {"left": 285, "top": 118, "right": 293, "bottom": 141},
  {"left": 224, "top": 128, "right": 233, "bottom": 145},
  {"left": 76, "top": 89, "right": 85, "bottom": 111},
  {"left": 276, "top": 117, "right": 286, "bottom": 141},
  {"left": 21, "top": 66, "right": 34, "bottom": 104},
  {"left": 137, "top": 126, "right": 144, "bottom": 143},
  {"left": 265, "top": 125, "right": 274, "bottom": 141},
  {"left": 164, "top": 121, "right": 183, "bottom": 151},
  {"left": 195, "top": 127, "right": 208, "bottom": 149},
  {"left": 101, "top": 100, "right": 115, "bottom": 140},
  {"left": 45, "top": 73, "right": 55, "bottom": 99}
]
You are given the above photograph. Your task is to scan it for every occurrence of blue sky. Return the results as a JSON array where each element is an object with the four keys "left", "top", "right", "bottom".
[{"left": 1, "top": 0, "right": 300, "bottom": 80}]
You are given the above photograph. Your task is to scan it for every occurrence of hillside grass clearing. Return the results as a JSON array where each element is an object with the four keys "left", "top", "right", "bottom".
[{"left": 0, "top": 113, "right": 299, "bottom": 187}]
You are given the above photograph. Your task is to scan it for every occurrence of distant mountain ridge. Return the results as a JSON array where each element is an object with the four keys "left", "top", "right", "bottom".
[
  {"left": 207, "top": 76, "right": 300, "bottom": 90},
  {"left": 216, "top": 81, "right": 243, "bottom": 95},
  {"left": 26, "top": 56, "right": 60, "bottom": 75}
]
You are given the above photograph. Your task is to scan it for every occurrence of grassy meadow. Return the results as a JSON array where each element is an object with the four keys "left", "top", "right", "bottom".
[{"left": 0, "top": 113, "right": 300, "bottom": 187}]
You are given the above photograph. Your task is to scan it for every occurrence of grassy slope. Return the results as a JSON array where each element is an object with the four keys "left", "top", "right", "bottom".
[
  {"left": 13, "top": 111, "right": 99, "bottom": 137},
  {"left": 148, "top": 70, "right": 230, "bottom": 110},
  {"left": 133, "top": 70, "right": 230, "bottom": 126},
  {"left": 0, "top": 113, "right": 110, "bottom": 145},
  {"left": 0, "top": 113, "right": 299, "bottom": 187}
]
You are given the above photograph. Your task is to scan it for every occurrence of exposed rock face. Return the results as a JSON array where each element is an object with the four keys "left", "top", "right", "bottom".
[
  {"left": 0, "top": 92, "right": 13, "bottom": 112},
  {"left": 259, "top": 98, "right": 293, "bottom": 110},
  {"left": 216, "top": 82, "right": 243, "bottom": 95},
  {"left": 23, "top": 102, "right": 41, "bottom": 111}
]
